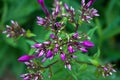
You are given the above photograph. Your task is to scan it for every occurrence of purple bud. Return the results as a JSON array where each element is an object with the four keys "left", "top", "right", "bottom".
[
  {"left": 50, "top": 34, "right": 55, "bottom": 39},
  {"left": 31, "top": 43, "right": 42, "bottom": 48},
  {"left": 37, "top": 0, "right": 50, "bottom": 17},
  {"left": 38, "top": 50, "right": 44, "bottom": 58},
  {"left": 60, "top": 53, "right": 66, "bottom": 61},
  {"left": 55, "top": 4, "right": 60, "bottom": 15},
  {"left": 65, "top": 64, "right": 71, "bottom": 70},
  {"left": 55, "top": 44, "right": 59, "bottom": 47},
  {"left": 103, "top": 67, "right": 108, "bottom": 71},
  {"left": 72, "top": 55, "right": 78, "bottom": 58},
  {"left": 24, "top": 62, "right": 30, "bottom": 65},
  {"left": 81, "top": 0, "right": 85, "bottom": 6},
  {"left": 82, "top": 40, "right": 94, "bottom": 48},
  {"left": 89, "top": 8, "right": 99, "bottom": 17},
  {"left": 41, "top": 57, "right": 46, "bottom": 62},
  {"left": 72, "top": 32, "right": 79, "bottom": 39},
  {"left": 37, "top": 16, "right": 46, "bottom": 25},
  {"left": 24, "top": 76, "right": 30, "bottom": 80},
  {"left": 64, "top": 3, "right": 69, "bottom": 11},
  {"left": 68, "top": 46, "right": 75, "bottom": 53},
  {"left": 43, "top": 41, "right": 51, "bottom": 45},
  {"left": 46, "top": 50, "right": 53, "bottom": 58},
  {"left": 86, "top": 0, "right": 95, "bottom": 8},
  {"left": 55, "top": 22, "right": 61, "bottom": 27},
  {"left": 79, "top": 48, "right": 88, "bottom": 53},
  {"left": 34, "top": 76, "right": 39, "bottom": 80},
  {"left": 20, "top": 73, "right": 28, "bottom": 78},
  {"left": 18, "top": 55, "right": 34, "bottom": 62},
  {"left": 54, "top": 47, "right": 58, "bottom": 53}
]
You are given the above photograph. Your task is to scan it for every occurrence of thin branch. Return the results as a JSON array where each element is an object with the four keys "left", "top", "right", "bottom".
[
  {"left": 75, "top": 60, "right": 93, "bottom": 66},
  {"left": 28, "top": 37, "right": 39, "bottom": 43},
  {"left": 44, "top": 60, "right": 58, "bottom": 68}
]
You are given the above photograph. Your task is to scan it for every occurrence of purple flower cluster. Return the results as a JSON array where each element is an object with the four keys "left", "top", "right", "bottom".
[
  {"left": 17, "top": 0, "right": 99, "bottom": 80},
  {"left": 20, "top": 72, "right": 43, "bottom": 80},
  {"left": 37, "top": 0, "right": 63, "bottom": 31},
  {"left": 64, "top": 3, "right": 75, "bottom": 22},
  {"left": 81, "top": 0, "right": 99, "bottom": 23},
  {"left": 2, "top": 20, "right": 26, "bottom": 38},
  {"left": 18, "top": 32, "right": 94, "bottom": 71},
  {"left": 98, "top": 64, "right": 116, "bottom": 77}
]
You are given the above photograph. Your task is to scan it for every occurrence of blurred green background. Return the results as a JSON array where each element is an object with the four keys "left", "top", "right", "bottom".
[{"left": 0, "top": 0, "right": 120, "bottom": 80}]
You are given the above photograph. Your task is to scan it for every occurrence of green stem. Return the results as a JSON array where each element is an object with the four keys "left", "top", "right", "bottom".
[
  {"left": 0, "top": 0, "right": 8, "bottom": 26},
  {"left": 75, "top": 60, "right": 93, "bottom": 66},
  {"left": 44, "top": 60, "right": 58, "bottom": 68}
]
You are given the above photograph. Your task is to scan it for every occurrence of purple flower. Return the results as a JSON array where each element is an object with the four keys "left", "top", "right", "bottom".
[
  {"left": 64, "top": 3, "right": 69, "bottom": 11},
  {"left": 37, "top": 16, "right": 47, "bottom": 26},
  {"left": 43, "top": 41, "right": 51, "bottom": 45},
  {"left": 38, "top": 50, "right": 44, "bottom": 58},
  {"left": 55, "top": 22, "right": 62, "bottom": 28},
  {"left": 18, "top": 55, "right": 34, "bottom": 62},
  {"left": 81, "top": 0, "right": 95, "bottom": 9},
  {"left": 20, "top": 73, "right": 30, "bottom": 80},
  {"left": 81, "top": 0, "right": 99, "bottom": 23},
  {"left": 72, "top": 32, "right": 79, "bottom": 39},
  {"left": 60, "top": 52, "right": 66, "bottom": 61},
  {"left": 41, "top": 57, "right": 46, "bottom": 62},
  {"left": 37, "top": 0, "right": 50, "bottom": 17},
  {"left": 79, "top": 47, "right": 88, "bottom": 53},
  {"left": 68, "top": 46, "right": 75, "bottom": 53},
  {"left": 46, "top": 50, "right": 53, "bottom": 58},
  {"left": 100, "top": 64, "right": 116, "bottom": 77},
  {"left": 86, "top": 0, "right": 95, "bottom": 8},
  {"left": 64, "top": 3, "right": 75, "bottom": 22},
  {"left": 65, "top": 63, "right": 71, "bottom": 70},
  {"left": 55, "top": 5, "right": 60, "bottom": 15},
  {"left": 82, "top": 40, "right": 94, "bottom": 48},
  {"left": 89, "top": 8, "right": 99, "bottom": 17},
  {"left": 81, "top": 0, "right": 85, "bottom": 7},
  {"left": 55, "top": 44, "right": 59, "bottom": 47},
  {"left": 50, "top": 34, "right": 55, "bottom": 39},
  {"left": 2, "top": 20, "right": 26, "bottom": 38},
  {"left": 34, "top": 76, "right": 39, "bottom": 80},
  {"left": 54, "top": 47, "right": 58, "bottom": 53},
  {"left": 52, "top": 0, "right": 61, "bottom": 18},
  {"left": 71, "top": 55, "right": 78, "bottom": 58},
  {"left": 31, "top": 43, "right": 42, "bottom": 48}
]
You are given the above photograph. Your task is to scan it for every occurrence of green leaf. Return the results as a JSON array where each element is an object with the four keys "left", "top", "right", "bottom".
[
  {"left": 103, "top": 17, "right": 120, "bottom": 40},
  {"left": 26, "top": 39, "right": 35, "bottom": 45},
  {"left": 79, "top": 64, "right": 88, "bottom": 72},
  {"left": 29, "top": 48, "right": 36, "bottom": 55},
  {"left": 4, "top": 38, "right": 17, "bottom": 47},
  {"left": 68, "top": 71, "right": 78, "bottom": 80},
  {"left": 26, "top": 30, "right": 36, "bottom": 38},
  {"left": 93, "top": 48, "right": 101, "bottom": 59},
  {"left": 89, "top": 59, "right": 99, "bottom": 67},
  {"left": 87, "top": 26, "right": 97, "bottom": 38}
]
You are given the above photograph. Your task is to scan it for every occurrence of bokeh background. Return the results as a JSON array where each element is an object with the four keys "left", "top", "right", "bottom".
[{"left": 0, "top": 0, "right": 120, "bottom": 80}]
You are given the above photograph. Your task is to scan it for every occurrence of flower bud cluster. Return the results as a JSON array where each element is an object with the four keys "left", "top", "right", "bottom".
[
  {"left": 98, "top": 64, "right": 116, "bottom": 77},
  {"left": 2, "top": 20, "right": 26, "bottom": 38},
  {"left": 64, "top": 3, "right": 75, "bottom": 22},
  {"left": 20, "top": 72, "right": 43, "bottom": 80},
  {"left": 18, "top": 31, "right": 94, "bottom": 71},
  {"left": 37, "top": 0, "right": 64, "bottom": 31},
  {"left": 81, "top": 0, "right": 99, "bottom": 23}
]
